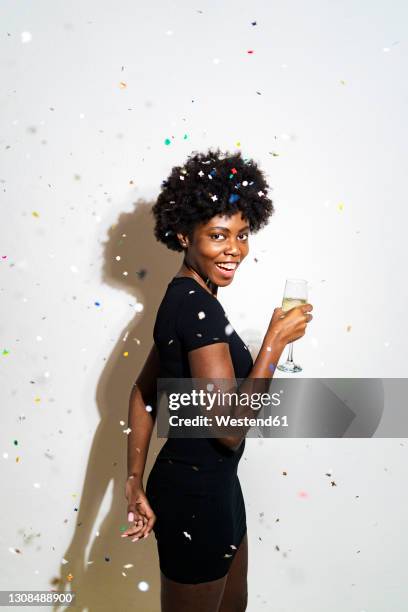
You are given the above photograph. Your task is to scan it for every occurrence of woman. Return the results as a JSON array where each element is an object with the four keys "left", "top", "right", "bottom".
[{"left": 122, "top": 147, "right": 313, "bottom": 612}]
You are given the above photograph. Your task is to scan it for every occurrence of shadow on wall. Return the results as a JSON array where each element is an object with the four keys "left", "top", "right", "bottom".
[{"left": 51, "top": 200, "right": 180, "bottom": 612}]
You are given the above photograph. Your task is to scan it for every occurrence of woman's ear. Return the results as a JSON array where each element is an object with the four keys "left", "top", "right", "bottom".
[{"left": 176, "top": 232, "right": 189, "bottom": 249}]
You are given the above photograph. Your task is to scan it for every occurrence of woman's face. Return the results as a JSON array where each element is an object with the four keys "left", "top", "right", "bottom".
[{"left": 178, "top": 211, "right": 250, "bottom": 287}]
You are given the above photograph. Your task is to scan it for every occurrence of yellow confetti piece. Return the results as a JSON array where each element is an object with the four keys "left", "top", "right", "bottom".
[
  {"left": 346, "top": 325, "right": 352, "bottom": 332},
  {"left": 16, "top": 457, "right": 20, "bottom": 463},
  {"left": 340, "top": 80, "right": 346, "bottom": 85},
  {"left": 67, "top": 573, "right": 74, "bottom": 582},
  {"left": 337, "top": 202, "right": 344, "bottom": 211},
  {"left": 34, "top": 397, "right": 41, "bottom": 403},
  {"left": 32, "top": 211, "right": 40, "bottom": 217},
  {"left": 235, "top": 141, "right": 241, "bottom": 147},
  {"left": 123, "top": 351, "right": 129, "bottom": 357},
  {"left": 119, "top": 81, "right": 127, "bottom": 89}
]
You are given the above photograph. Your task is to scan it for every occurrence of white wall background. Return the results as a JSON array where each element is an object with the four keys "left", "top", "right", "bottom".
[{"left": 1, "top": 1, "right": 407, "bottom": 610}]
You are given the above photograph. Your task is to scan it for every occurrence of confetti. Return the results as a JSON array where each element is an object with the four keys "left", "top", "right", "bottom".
[
  {"left": 210, "top": 195, "right": 218, "bottom": 202},
  {"left": 229, "top": 194, "right": 240, "bottom": 204},
  {"left": 337, "top": 202, "right": 344, "bottom": 211},
  {"left": 138, "top": 581, "right": 149, "bottom": 592},
  {"left": 123, "top": 351, "right": 129, "bottom": 357},
  {"left": 198, "top": 311, "right": 206, "bottom": 319},
  {"left": 32, "top": 211, "right": 40, "bottom": 217},
  {"left": 183, "top": 531, "right": 192, "bottom": 540},
  {"left": 164, "top": 138, "right": 171, "bottom": 145},
  {"left": 119, "top": 81, "right": 127, "bottom": 89},
  {"left": 123, "top": 428, "right": 131, "bottom": 435},
  {"left": 225, "top": 324, "right": 234, "bottom": 336}
]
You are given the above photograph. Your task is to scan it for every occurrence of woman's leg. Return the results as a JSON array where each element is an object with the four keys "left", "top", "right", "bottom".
[
  {"left": 217, "top": 532, "right": 248, "bottom": 612},
  {"left": 160, "top": 572, "right": 228, "bottom": 612}
]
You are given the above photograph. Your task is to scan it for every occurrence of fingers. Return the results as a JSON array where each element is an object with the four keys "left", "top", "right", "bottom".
[
  {"left": 137, "top": 513, "right": 156, "bottom": 539},
  {"left": 121, "top": 515, "right": 147, "bottom": 539},
  {"left": 121, "top": 512, "right": 156, "bottom": 542}
]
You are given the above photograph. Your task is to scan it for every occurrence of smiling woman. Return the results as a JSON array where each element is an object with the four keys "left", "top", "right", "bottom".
[
  {"left": 151, "top": 146, "right": 274, "bottom": 295},
  {"left": 123, "top": 147, "right": 313, "bottom": 612}
]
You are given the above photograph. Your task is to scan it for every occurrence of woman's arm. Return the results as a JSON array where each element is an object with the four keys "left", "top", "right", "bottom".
[
  {"left": 188, "top": 304, "right": 313, "bottom": 451},
  {"left": 188, "top": 333, "right": 285, "bottom": 451},
  {"left": 127, "top": 343, "right": 160, "bottom": 487}
]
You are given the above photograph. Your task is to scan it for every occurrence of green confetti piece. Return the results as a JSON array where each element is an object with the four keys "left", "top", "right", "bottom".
[
  {"left": 119, "top": 524, "right": 128, "bottom": 532},
  {"left": 2, "top": 349, "right": 9, "bottom": 356},
  {"left": 183, "top": 133, "right": 188, "bottom": 140},
  {"left": 164, "top": 138, "right": 171, "bottom": 145}
]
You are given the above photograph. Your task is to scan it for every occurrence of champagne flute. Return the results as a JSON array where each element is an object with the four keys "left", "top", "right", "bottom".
[{"left": 277, "top": 279, "right": 308, "bottom": 373}]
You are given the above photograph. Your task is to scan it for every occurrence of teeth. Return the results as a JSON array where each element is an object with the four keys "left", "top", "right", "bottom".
[{"left": 216, "top": 263, "right": 237, "bottom": 271}]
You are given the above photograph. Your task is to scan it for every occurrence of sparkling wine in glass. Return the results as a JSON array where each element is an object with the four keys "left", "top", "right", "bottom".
[{"left": 277, "top": 279, "right": 308, "bottom": 373}]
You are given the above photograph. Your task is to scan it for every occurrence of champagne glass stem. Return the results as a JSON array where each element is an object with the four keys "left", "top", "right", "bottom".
[{"left": 286, "top": 342, "right": 294, "bottom": 363}]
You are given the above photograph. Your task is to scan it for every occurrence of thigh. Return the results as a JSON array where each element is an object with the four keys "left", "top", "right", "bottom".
[
  {"left": 160, "top": 571, "right": 228, "bottom": 612},
  {"left": 218, "top": 532, "right": 248, "bottom": 612}
]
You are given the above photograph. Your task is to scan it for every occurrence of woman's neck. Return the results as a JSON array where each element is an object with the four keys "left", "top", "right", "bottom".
[{"left": 176, "top": 260, "right": 218, "bottom": 297}]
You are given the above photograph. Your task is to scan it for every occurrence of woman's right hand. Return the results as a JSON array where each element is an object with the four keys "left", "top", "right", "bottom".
[
  {"left": 267, "top": 303, "right": 314, "bottom": 346},
  {"left": 121, "top": 478, "right": 156, "bottom": 541}
]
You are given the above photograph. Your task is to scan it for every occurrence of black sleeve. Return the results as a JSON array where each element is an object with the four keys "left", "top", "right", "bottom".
[{"left": 175, "top": 289, "right": 231, "bottom": 353}]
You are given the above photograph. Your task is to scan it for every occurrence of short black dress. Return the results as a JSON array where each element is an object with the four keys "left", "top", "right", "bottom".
[{"left": 145, "top": 276, "right": 253, "bottom": 584}]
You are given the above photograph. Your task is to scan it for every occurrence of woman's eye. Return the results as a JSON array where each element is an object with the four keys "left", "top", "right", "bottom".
[
  {"left": 210, "top": 233, "right": 224, "bottom": 240},
  {"left": 238, "top": 233, "right": 249, "bottom": 240}
]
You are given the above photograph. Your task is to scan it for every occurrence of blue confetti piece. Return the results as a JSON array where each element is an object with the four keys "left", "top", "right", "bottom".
[
  {"left": 95, "top": 301, "right": 101, "bottom": 307},
  {"left": 229, "top": 194, "right": 240, "bottom": 204},
  {"left": 269, "top": 363, "right": 276, "bottom": 372}
]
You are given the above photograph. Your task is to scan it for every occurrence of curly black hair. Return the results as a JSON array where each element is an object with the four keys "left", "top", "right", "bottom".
[{"left": 152, "top": 147, "right": 275, "bottom": 252}]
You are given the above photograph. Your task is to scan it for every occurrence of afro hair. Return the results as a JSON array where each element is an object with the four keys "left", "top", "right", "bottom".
[{"left": 152, "top": 147, "right": 275, "bottom": 252}]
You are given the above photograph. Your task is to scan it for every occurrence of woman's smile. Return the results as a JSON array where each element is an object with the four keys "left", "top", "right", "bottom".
[{"left": 214, "top": 261, "right": 240, "bottom": 279}]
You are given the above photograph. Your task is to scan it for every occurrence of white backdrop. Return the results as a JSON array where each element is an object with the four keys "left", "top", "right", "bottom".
[{"left": 1, "top": 1, "right": 407, "bottom": 610}]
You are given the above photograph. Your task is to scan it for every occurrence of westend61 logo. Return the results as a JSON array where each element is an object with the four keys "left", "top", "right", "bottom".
[{"left": 168, "top": 389, "right": 282, "bottom": 411}]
